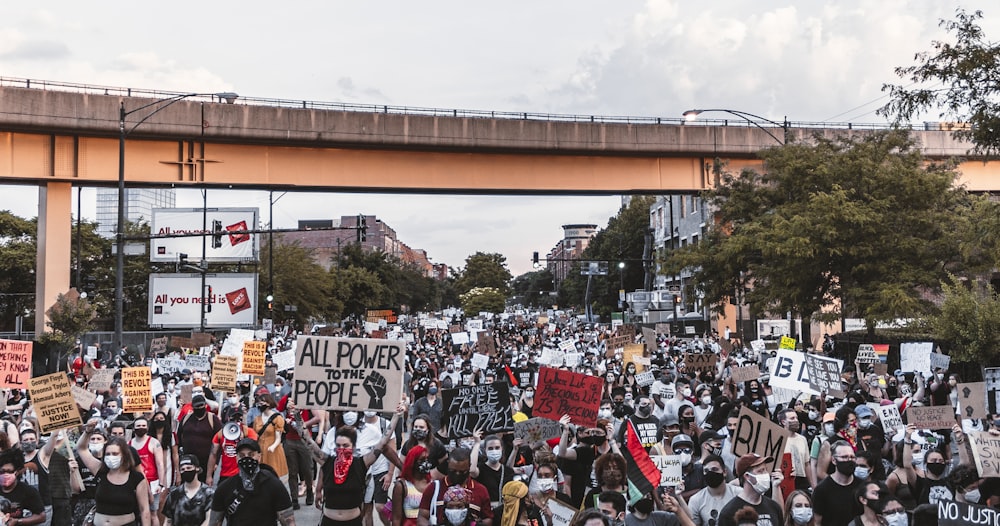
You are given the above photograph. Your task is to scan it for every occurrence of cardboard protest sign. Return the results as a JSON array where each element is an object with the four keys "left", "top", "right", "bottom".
[
  {"left": 957, "top": 382, "right": 988, "bottom": 420},
  {"left": 769, "top": 349, "right": 818, "bottom": 394},
  {"left": 71, "top": 384, "right": 98, "bottom": 410},
  {"left": 650, "top": 455, "right": 684, "bottom": 487},
  {"left": 731, "top": 365, "right": 761, "bottom": 384},
  {"left": 263, "top": 366, "right": 278, "bottom": 386},
  {"left": 121, "top": 367, "right": 152, "bottom": 413},
  {"left": 872, "top": 403, "right": 903, "bottom": 434},
  {"left": 654, "top": 323, "right": 670, "bottom": 335},
  {"left": 547, "top": 500, "right": 578, "bottom": 526},
  {"left": 477, "top": 331, "right": 498, "bottom": 356},
  {"left": 730, "top": 406, "right": 786, "bottom": 474},
  {"left": 534, "top": 367, "right": 603, "bottom": 427},
  {"left": 150, "top": 337, "right": 168, "bottom": 355},
  {"left": 987, "top": 368, "right": 1000, "bottom": 415},
  {"left": 605, "top": 334, "right": 632, "bottom": 356},
  {"left": 241, "top": 340, "right": 267, "bottom": 375},
  {"left": 856, "top": 344, "right": 879, "bottom": 364},
  {"left": 938, "top": 499, "right": 1000, "bottom": 526},
  {"left": 514, "top": 417, "right": 564, "bottom": 443},
  {"left": 804, "top": 354, "right": 845, "bottom": 397},
  {"left": 88, "top": 368, "right": 116, "bottom": 392},
  {"left": 558, "top": 339, "right": 576, "bottom": 353},
  {"left": 293, "top": 335, "right": 405, "bottom": 412},
  {"left": 873, "top": 363, "right": 888, "bottom": 376},
  {"left": 28, "top": 373, "right": 81, "bottom": 433},
  {"left": 683, "top": 353, "right": 718, "bottom": 375},
  {"left": 442, "top": 382, "right": 514, "bottom": 438},
  {"left": 0, "top": 339, "right": 33, "bottom": 389},
  {"left": 191, "top": 332, "right": 213, "bottom": 348},
  {"left": 185, "top": 354, "right": 211, "bottom": 372},
  {"left": 170, "top": 336, "right": 194, "bottom": 349},
  {"left": 907, "top": 405, "right": 956, "bottom": 430},
  {"left": 623, "top": 344, "right": 646, "bottom": 372},
  {"left": 779, "top": 336, "right": 796, "bottom": 350},
  {"left": 180, "top": 384, "right": 194, "bottom": 405},
  {"left": 968, "top": 431, "right": 1000, "bottom": 478},
  {"left": 642, "top": 327, "right": 658, "bottom": 354},
  {"left": 635, "top": 371, "right": 655, "bottom": 387},
  {"left": 899, "top": 342, "right": 933, "bottom": 373},
  {"left": 211, "top": 355, "right": 238, "bottom": 393},
  {"left": 929, "top": 352, "right": 951, "bottom": 372}
]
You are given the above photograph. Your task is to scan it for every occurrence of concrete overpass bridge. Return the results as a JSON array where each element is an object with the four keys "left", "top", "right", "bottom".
[{"left": 0, "top": 78, "right": 994, "bottom": 333}]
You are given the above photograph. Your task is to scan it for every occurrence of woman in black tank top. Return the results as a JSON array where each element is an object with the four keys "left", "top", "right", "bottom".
[{"left": 78, "top": 431, "right": 151, "bottom": 526}]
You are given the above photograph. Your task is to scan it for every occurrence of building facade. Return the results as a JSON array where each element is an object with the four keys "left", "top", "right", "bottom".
[
  {"left": 95, "top": 187, "right": 176, "bottom": 237},
  {"left": 547, "top": 224, "right": 598, "bottom": 287},
  {"left": 648, "top": 195, "right": 712, "bottom": 325}
]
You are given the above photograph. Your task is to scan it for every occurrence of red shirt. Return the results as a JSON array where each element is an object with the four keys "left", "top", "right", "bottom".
[
  {"left": 212, "top": 425, "right": 259, "bottom": 477},
  {"left": 276, "top": 395, "right": 311, "bottom": 440},
  {"left": 419, "top": 477, "right": 493, "bottom": 524}
]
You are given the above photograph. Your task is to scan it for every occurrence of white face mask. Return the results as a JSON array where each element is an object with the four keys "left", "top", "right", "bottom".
[
  {"left": 858, "top": 418, "right": 874, "bottom": 429},
  {"left": 342, "top": 412, "right": 358, "bottom": 426},
  {"left": 854, "top": 467, "right": 870, "bottom": 480},
  {"left": 679, "top": 452, "right": 692, "bottom": 466},
  {"left": 364, "top": 411, "right": 377, "bottom": 418},
  {"left": 791, "top": 507, "right": 814, "bottom": 525},
  {"left": 747, "top": 472, "right": 770, "bottom": 495},
  {"left": 229, "top": 396, "right": 239, "bottom": 406},
  {"left": 537, "top": 478, "right": 556, "bottom": 492},
  {"left": 965, "top": 488, "right": 981, "bottom": 503},
  {"left": 824, "top": 423, "right": 836, "bottom": 437},
  {"left": 883, "top": 511, "right": 908, "bottom": 526},
  {"left": 682, "top": 387, "right": 692, "bottom": 397},
  {"left": 808, "top": 410, "right": 820, "bottom": 421},
  {"left": 701, "top": 395, "right": 712, "bottom": 406},
  {"left": 486, "top": 450, "right": 503, "bottom": 464},
  {"left": 445, "top": 508, "right": 468, "bottom": 526},
  {"left": 104, "top": 454, "right": 122, "bottom": 470},
  {"left": 89, "top": 443, "right": 104, "bottom": 456}
]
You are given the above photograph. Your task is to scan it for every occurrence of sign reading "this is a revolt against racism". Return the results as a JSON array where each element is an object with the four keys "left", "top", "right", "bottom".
[{"left": 293, "top": 336, "right": 404, "bottom": 412}]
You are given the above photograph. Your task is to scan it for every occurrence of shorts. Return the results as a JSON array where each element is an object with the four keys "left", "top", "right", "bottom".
[
  {"left": 365, "top": 472, "right": 390, "bottom": 504},
  {"left": 150, "top": 480, "right": 162, "bottom": 511}
]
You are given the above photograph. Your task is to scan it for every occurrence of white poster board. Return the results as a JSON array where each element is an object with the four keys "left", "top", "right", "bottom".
[{"left": 899, "top": 342, "right": 933, "bottom": 374}]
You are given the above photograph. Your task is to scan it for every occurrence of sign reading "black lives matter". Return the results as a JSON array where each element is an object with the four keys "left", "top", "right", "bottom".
[{"left": 293, "top": 336, "right": 404, "bottom": 412}]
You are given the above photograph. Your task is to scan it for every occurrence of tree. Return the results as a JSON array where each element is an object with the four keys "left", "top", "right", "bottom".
[
  {"left": 260, "top": 240, "right": 336, "bottom": 327},
  {"left": 927, "top": 275, "right": 1000, "bottom": 365},
  {"left": 511, "top": 268, "right": 556, "bottom": 308},
  {"left": 665, "top": 130, "right": 968, "bottom": 337},
  {"left": 0, "top": 211, "right": 37, "bottom": 330},
  {"left": 43, "top": 289, "right": 97, "bottom": 371},
  {"left": 455, "top": 252, "right": 513, "bottom": 296},
  {"left": 880, "top": 8, "right": 1000, "bottom": 156},
  {"left": 330, "top": 265, "right": 389, "bottom": 320},
  {"left": 459, "top": 287, "right": 506, "bottom": 315}
]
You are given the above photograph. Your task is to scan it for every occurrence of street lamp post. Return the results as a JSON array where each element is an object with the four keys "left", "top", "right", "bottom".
[
  {"left": 115, "top": 91, "right": 238, "bottom": 350},
  {"left": 682, "top": 109, "right": 788, "bottom": 145}
]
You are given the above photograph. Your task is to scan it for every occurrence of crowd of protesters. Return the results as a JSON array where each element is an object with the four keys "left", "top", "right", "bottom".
[{"left": 1, "top": 313, "right": 995, "bottom": 526}]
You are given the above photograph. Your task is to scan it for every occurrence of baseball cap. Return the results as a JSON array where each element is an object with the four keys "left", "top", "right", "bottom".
[
  {"left": 822, "top": 412, "right": 836, "bottom": 423},
  {"left": 671, "top": 434, "right": 694, "bottom": 448},
  {"left": 191, "top": 395, "right": 207, "bottom": 408},
  {"left": 735, "top": 453, "right": 774, "bottom": 478},
  {"left": 700, "top": 430, "right": 724, "bottom": 443},
  {"left": 178, "top": 454, "right": 201, "bottom": 469},
  {"left": 236, "top": 438, "right": 261, "bottom": 453},
  {"left": 854, "top": 405, "right": 875, "bottom": 418}
]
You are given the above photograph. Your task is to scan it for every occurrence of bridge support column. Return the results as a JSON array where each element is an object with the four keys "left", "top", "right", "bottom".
[{"left": 35, "top": 182, "right": 72, "bottom": 336}]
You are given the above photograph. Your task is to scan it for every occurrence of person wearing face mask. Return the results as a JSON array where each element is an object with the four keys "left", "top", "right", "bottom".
[
  {"left": 0, "top": 447, "right": 46, "bottom": 526},
  {"left": 846, "top": 481, "right": 888, "bottom": 526},
  {"left": 471, "top": 434, "right": 515, "bottom": 509},
  {"left": 812, "top": 441, "right": 863, "bottom": 526},
  {"left": 740, "top": 380, "right": 770, "bottom": 420},
  {"left": 692, "top": 430, "right": 723, "bottom": 467},
  {"left": 400, "top": 416, "right": 449, "bottom": 479},
  {"left": 884, "top": 440, "right": 918, "bottom": 511},
  {"left": 417, "top": 447, "right": 493, "bottom": 526},
  {"left": 581, "top": 454, "right": 628, "bottom": 510},
  {"left": 717, "top": 454, "right": 783, "bottom": 526},
  {"left": 131, "top": 416, "right": 167, "bottom": 523},
  {"left": 77, "top": 432, "right": 152, "bottom": 526},
  {"left": 901, "top": 424, "right": 954, "bottom": 506},
  {"left": 667, "top": 434, "right": 703, "bottom": 501},
  {"left": 662, "top": 378, "right": 694, "bottom": 428},
  {"left": 625, "top": 490, "right": 691, "bottom": 526},
  {"left": 617, "top": 397, "right": 662, "bottom": 452},
  {"left": 782, "top": 490, "right": 816, "bottom": 526},
  {"left": 162, "top": 455, "right": 214, "bottom": 526},
  {"left": 928, "top": 367, "right": 952, "bottom": 407},
  {"left": 71, "top": 426, "right": 107, "bottom": 525},
  {"left": 208, "top": 438, "right": 295, "bottom": 526},
  {"left": 440, "top": 485, "right": 475, "bottom": 526},
  {"left": 354, "top": 409, "right": 401, "bottom": 526},
  {"left": 558, "top": 417, "right": 619, "bottom": 508},
  {"left": 518, "top": 388, "right": 536, "bottom": 419},
  {"left": 777, "top": 408, "right": 814, "bottom": 491},
  {"left": 688, "top": 455, "right": 738, "bottom": 526},
  {"left": 527, "top": 461, "right": 571, "bottom": 523},
  {"left": 412, "top": 382, "right": 445, "bottom": 434},
  {"left": 809, "top": 412, "right": 837, "bottom": 485},
  {"left": 253, "top": 393, "right": 289, "bottom": 484},
  {"left": 692, "top": 386, "right": 713, "bottom": 428},
  {"left": 277, "top": 395, "right": 318, "bottom": 511},
  {"left": 393, "top": 446, "right": 433, "bottom": 526},
  {"left": 206, "top": 409, "right": 259, "bottom": 487},
  {"left": 852, "top": 405, "right": 887, "bottom": 477},
  {"left": 875, "top": 496, "right": 908, "bottom": 526},
  {"left": 177, "top": 395, "right": 222, "bottom": 484},
  {"left": 945, "top": 463, "right": 983, "bottom": 506}
]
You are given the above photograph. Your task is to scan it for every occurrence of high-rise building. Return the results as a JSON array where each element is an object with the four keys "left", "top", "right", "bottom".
[
  {"left": 547, "top": 224, "right": 598, "bottom": 286},
  {"left": 95, "top": 188, "right": 176, "bottom": 237}
]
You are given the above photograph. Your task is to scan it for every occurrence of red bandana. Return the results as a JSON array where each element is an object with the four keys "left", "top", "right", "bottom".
[{"left": 334, "top": 447, "right": 354, "bottom": 484}]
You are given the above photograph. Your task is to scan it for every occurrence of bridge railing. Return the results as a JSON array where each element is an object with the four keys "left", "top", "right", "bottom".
[{"left": 0, "top": 75, "right": 913, "bottom": 131}]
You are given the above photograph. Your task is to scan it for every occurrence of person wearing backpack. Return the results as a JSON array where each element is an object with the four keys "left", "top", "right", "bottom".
[{"left": 177, "top": 395, "right": 221, "bottom": 483}]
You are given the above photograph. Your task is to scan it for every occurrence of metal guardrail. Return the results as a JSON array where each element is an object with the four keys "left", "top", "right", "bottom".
[{"left": 0, "top": 75, "right": 911, "bottom": 131}]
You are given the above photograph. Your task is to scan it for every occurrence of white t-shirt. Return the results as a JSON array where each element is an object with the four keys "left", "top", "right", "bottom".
[{"left": 688, "top": 483, "right": 739, "bottom": 526}]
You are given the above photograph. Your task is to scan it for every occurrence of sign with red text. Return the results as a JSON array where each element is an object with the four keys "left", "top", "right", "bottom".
[
  {"left": 121, "top": 367, "right": 153, "bottom": 413},
  {"left": 533, "top": 367, "right": 603, "bottom": 427},
  {"left": 150, "top": 208, "right": 259, "bottom": 263},
  {"left": 148, "top": 273, "right": 257, "bottom": 328},
  {"left": 241, "top": 340, "right": 267, "bottom": 375},
  {"left": 0, "top": 339, "right": 33, "bottom": 389},
  {"left": 292, "top": 336, "right": 405, "bottom": 412}
]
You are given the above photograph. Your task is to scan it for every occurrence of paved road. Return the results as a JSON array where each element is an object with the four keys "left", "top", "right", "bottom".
[{"left": 293, "top": 502, "right": 323, "bottom": 524}]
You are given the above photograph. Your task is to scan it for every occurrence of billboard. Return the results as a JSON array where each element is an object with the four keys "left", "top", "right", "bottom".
[
  {"left": 150, "top": 208, "right": 259, "bottom": 263},
  {"left": 148, "top": 273, "right": 258, "bottom": 328}
]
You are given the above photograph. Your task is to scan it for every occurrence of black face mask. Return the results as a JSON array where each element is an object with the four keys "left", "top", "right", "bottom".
[
  {"left": 412, "top": 429, "right": 428, "bottom": 441},
  {"left": 835, "top": 459, "right": 857, "bottom": 476},
  {"left": 633, "top": 498, "right": 654, "bottom": 515},
  {"left": 926, "top": 463, "right": 946, "bottom": 477},
  {"left": 448, "top": 470, "right": 469, "bottom": 485},
  {"left": 193, "top": 407, "right": 207, "bottom": 418},
  {"left": 417, "top": 460, "right": 435, "bottom": 474},
  {"left": 133, "top": 428, "right": 148, "bottom": 437},
  {"left": 181, "top": 471, "right": 198, "bottom": 483},
  {"left": 704, "top": 470, "right": 725, "bottom": 488},
  {"left": 237, "top": 457, "right": 260, "bottom": 490}
]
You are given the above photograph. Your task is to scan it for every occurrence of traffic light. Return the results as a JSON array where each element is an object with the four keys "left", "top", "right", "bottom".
[
  {"left": 532, "top": 252, "right": 539, "bottom": 265},
  {"left": 674, "top": 294, "right": 681, "bottom": 304},
  {"left": 211, "top": 220, "right": 224, "bottom": 249},
  {"left": 266, "top": 294, "right": 274, "bottom": 312}
]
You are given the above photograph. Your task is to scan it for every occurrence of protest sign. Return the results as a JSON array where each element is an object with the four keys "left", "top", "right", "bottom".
[
  {"left": 873, "top": 363, "right": 888, "bottom": 376},
  {"left": 121, "top": 367, "right": 152, "bottom": 413},
  {"left": 987, "top": 368, "right": 1000, "bottom": 415},
  {"left": 623, "top": 344, "right": 646, "bottom": 372},
  {"left": 477, "top": 331, "right": 498, "bottom": 356},
  {"left": 873, "top": 344, "right": 889, "bottom": 363},
  {"left": 654, "top": 323, "right": 670, "bottom": 335},
  {"left": 930, "top": 352, "right": 951, "bottom": 372},
  {"left": 642, "top": 327, "right": 658, "bottom": 354},
  {"left": 150, "top": 337, "right": 168, "bottom": 355},
  {"left": 539, "top": 347, "right": 563, "bottom": 367},
  {"left": 470, "top": 352, "right": 489, "bottom": 371},
  {"left": 635, "top": 371, "right": 656, "bottom": 387},
  {"left": 514, "top": 417, "right": 564, "bottom": 443},
  {"left": 0, "top": 339, "right": 33, "bottom": 389},
  {"left": 730, "top": 406, "right": 786, "bottom": 473},
  {"left": 466, "top": 319, "right": 483, "bottom": 331},
  {"left": 969, "top": 431, "right": 1000, "bottom": 478},
  {"left": 804, "top": 354, "right": 845, "bottom": 397},
  {"left": 158, "top": 357, "right": 184, "bottom": 374},
  {"left": 605, "top": 334, "right": 632, "bottom": 356},
  {"left": 293, "top": 336, "right": 405, "bottom": 412},
  {"left": 180, "top": 384, "right": 194, "bottom": 406},
  {"left": 650, "top": 455, "right": 684, "bottom": 487},
  {"left": 731, "top": 365, "right": 761, "bottom": 384},
  {"left": 88, "top": 368, "right": 116, "bottom": 392},
  {"left": 873, "top": 403, "right": 903, "bottom": 434},
  {"left": 770, "top": 349, "right": 818, "bottom": 394},
  {"left": 683, "top": 353, "right": 718, "bottom": 375},
  {"left": 212, "top": 355, "right": 238, "bottom": 393},
  {"left": 28, "top": 372, "right": 80, "bottom": 433},
  {"left": 272, "top": 350, "right": 295, "bottom": 372},
  {"left": 263, "top": 366, "right": 277, "bottom": 386},
  {"left": 86, "top": 346, "right": 98, "bottom": 360},
  {"left": 938, "top": 499, "right": 1000, "bottom": 526},
  {"left": 534, "top": 367, "right": 603, "bottom": 427},
  {"left": 779, "top": 336, "right": 796, "bottom": 350},
  {"left": 242, "top": 340, "right": 267, "bottom": 375},
  {"left": 451, "top": 332, "right": 470, "bottom": 345},
  {"left": 191, "top": 332, "right": 213, "bottom": 348},
  {"left": 957, "top": 382, "right": 988, "bottom": 420},
  {"left": 900, "top": 342, "right": 933, "bottom": 373},
  {"left": 170, "top": 336, "right": 194, "bottom": 349},
  {"left": 856, "top": 344, "right": 879, "bottom": 364},
  {"left": 750, "top": 339, "right": 766, "bottom": 352},
  {"left": 185, "top": 354, "right": 211, "bottom": 372},
  {"left": 564, "top": 352, "right": 583, "bottom": 367},
  {"left": 71, "top": 384, "right": 97, "bottom": 410},
  {"left": 548, "top": 500, "right": 577, "bottom": 526},
  {"left": 442, "top": 382, "right": 514, "bottom": 438},
  {"left": 907, "top": 405, "right": 956, "bottom": 430},
  {"left": 558, "top": 339, "right": 576, "bottom": 353}
]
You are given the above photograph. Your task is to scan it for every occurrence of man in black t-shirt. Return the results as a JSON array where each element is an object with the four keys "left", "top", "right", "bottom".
[
  {"left": 209, "top": 439, "right": 293, "bottom": 526},
  {"left": 718, "top": 454, "right": 783, "bottom": 526},
  {"left": 812, "top": 441, "right": 862, "bottom": 526},
  {"left": 0, "top": 447, "right": 46, "bottom": 525}
]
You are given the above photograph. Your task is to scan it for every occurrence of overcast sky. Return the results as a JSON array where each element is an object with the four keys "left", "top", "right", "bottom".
[{"left": 1, "top": 1, "right": 995, "bottom": 275}]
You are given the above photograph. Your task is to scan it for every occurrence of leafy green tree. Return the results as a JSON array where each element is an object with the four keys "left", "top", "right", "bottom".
[
  {"left": 665, "top": 130, "right": 967, "bottom": 338},
  {"left": 455, "top": 252, "right": 512, "bottom": 296},
  {"left": 0, "top": 211, "right": 37, "bottom": 330},
  {"left": 459, "top": 287, "right": 506, "bottom": 314},
  {"left": 330, "top": 265, "right": 389, "bottom": 319},
  {"left": 927, "top": 275, "right": 1000, "bottom": 364},
  {"left": 511, "top": 269, "right": 556, "bottom": 307},
  {"left": 880, "top": 8, "right": 1000, "bottom": 156},
  {"left": 260, "top": 240, "right": 336, "bottom": 327}
]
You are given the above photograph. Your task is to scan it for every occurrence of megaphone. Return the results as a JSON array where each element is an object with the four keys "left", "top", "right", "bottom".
[{"left": 223, "top": 422, "right": 242, "bottom": 441}]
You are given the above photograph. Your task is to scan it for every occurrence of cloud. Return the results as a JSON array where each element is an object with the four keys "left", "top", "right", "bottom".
[{"left": 0, "top": 39, "right": 69, "bottom": 60}]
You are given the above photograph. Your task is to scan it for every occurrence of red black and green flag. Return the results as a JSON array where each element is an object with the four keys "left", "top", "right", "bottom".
[{"left": 622, "top": 419, "right": 661, "bottom": 502}]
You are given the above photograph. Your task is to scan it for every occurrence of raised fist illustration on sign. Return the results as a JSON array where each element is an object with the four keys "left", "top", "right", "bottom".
[{"left": 364, "top": 371, "right": 388, "bottom": 410}]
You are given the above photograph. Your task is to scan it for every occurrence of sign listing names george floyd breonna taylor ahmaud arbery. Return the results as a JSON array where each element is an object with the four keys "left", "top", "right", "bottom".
[{"left": 293, "top": 335, "right": 405, "bottom": 411}]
